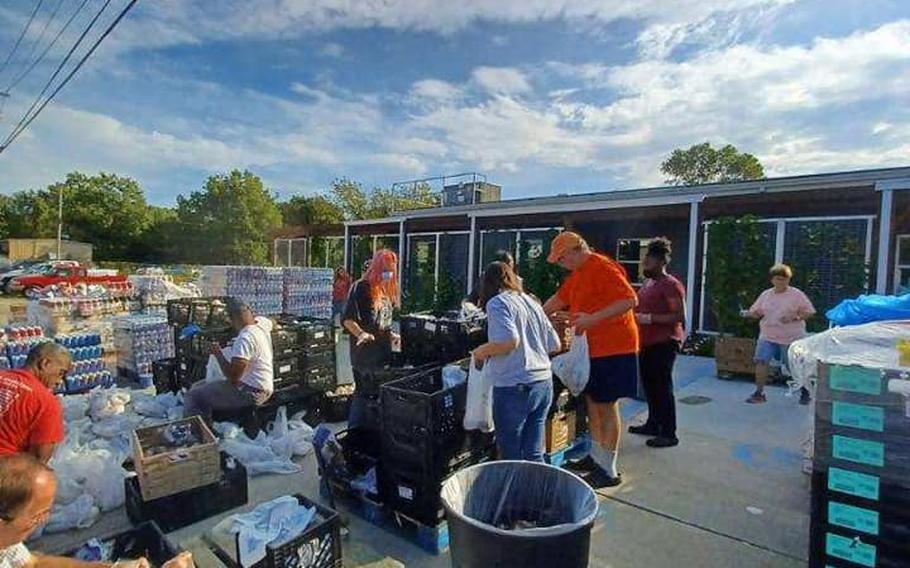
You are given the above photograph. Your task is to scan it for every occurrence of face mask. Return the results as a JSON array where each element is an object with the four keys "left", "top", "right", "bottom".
[{"left": 382, "top": 271, "right": 393, "bottom": 282}]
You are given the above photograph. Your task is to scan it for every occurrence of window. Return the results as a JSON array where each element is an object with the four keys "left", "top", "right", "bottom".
[
  {"left": 615, "top": 238, "right": 653, "bottom": 284},
  {"left": 896, "top": 235, "right": 910, "bottom": 295}
]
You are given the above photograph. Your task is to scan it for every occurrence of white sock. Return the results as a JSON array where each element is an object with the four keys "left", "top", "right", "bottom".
[{"left": 593, "top": 444, "right": 619, "bottom": 478}]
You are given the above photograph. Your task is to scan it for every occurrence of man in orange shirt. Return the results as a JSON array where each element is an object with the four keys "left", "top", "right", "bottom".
[{"left": 544, "top": 232, "right": 639, "bottom": 488}]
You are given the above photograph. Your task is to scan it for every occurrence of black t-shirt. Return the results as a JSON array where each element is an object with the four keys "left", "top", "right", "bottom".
[{"left": 343, "top": 280, "right": 393, "bottom": 371}]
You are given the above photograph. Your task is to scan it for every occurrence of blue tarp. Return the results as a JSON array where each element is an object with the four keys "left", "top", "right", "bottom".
[{"left": 825, "top": 293, "right": 910, "bottom": 326}]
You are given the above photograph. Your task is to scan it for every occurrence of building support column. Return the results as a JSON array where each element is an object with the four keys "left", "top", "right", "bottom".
[
  {"left": 398, "top": 219, "right": 406, "bottom": 282},
  {"left": 343, "top": 224, "right": 350, "bottom": 274},
  {"left": 876, "top": 188, "right": 893, "bottom": 295},
  {"left": 467, "top": 215, "right": 477, "bottom": 296},
  {"left": 685, "top": 201, "right": 699, "bottom": 332}
]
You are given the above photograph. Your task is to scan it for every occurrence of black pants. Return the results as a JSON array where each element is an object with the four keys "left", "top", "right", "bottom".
[{"left": 639, "top": 341, "right": 679, "bottom": 438}]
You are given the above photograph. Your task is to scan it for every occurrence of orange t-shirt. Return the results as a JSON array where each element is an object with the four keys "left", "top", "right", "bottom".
[{"left": 556, "top": 253, "right": 639, "bottom": 358}]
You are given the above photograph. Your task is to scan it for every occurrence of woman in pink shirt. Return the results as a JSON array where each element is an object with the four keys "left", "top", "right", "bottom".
[{"left": 743, "top": 264, "right": 815, "bottom": 404}]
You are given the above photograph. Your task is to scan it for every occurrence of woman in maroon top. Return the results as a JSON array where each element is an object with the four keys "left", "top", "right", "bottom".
[{"left": 631, "top": 238, "right": 686, "bottom": 448}]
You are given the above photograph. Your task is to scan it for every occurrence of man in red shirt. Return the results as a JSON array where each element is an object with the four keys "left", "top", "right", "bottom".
[
  {"left": 544, "top": 232, "right": 639, "bottom": 488},
  {"left": 631, "top": 238, "right": 686, "bottom": 448},
  {"left": 0, "top": 343, "right": 71, "bottom": 463}
]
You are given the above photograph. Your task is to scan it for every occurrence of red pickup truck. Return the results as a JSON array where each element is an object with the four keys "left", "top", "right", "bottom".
[{"left": 8, "top": 265, "right": 127, "bottom": 295}]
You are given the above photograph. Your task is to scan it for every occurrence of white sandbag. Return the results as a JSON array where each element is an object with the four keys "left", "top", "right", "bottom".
[
  {"left": 551, "top": 333, "right": 590, "bottom": 396},
  {"left": 463, "top": 355, "right": 494, "bottom": 432}
]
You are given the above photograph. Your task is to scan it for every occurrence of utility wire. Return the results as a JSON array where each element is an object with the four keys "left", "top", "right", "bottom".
[
  {"left": 5, "top": 0, "right": 93, "bottom": 92},
  {"left": 0, "top": 0, "right": 115, "bottom": 150},
  {"left": 6, "top": 0, "right": 67, "bottom": 89},
  {"left": 0, "top": 0, "right": 46, "bottom": 79}
]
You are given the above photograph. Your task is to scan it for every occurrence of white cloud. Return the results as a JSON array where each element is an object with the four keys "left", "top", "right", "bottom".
[
  {"left": 319, "top": 42, "right": 345, "bottom": 58},
  {"left": 471, "top": 67, "right": 532, "bottom": 95},
  {"left": 410, "top": 79, "right": 462, "bottom": 101}
]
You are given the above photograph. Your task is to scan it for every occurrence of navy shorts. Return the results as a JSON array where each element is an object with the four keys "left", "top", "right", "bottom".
[{"left": 585, "top": 353, "right": 640, "bottom": 403}]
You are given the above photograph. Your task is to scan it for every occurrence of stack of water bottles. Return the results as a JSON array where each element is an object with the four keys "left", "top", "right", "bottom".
[
  {"left": 4, "top": 326, "right": 51, "bottom": 370},
  {"left": 55, "top": 332, "right": 114, "bottom": 394},
  {"left": 282, "top": 267, "right": 333, "bottom": 319},
  {"left": 113, "top": 316, "right": 175, "bottom": 386},
  {"left": 199, "top": 266, "right": 284, "bottom": 315}
]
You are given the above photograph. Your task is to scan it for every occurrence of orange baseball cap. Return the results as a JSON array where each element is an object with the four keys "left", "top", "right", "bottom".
[{"left": 547, "top": 231, "right": 586, "bottom": 263}]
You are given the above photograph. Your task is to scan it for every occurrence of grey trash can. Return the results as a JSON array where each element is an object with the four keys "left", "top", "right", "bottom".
[{"left": 441, "top": 460, "right": 598, "bottom": 568}]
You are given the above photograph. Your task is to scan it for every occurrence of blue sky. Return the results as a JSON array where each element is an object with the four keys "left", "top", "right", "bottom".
[{"left": 0, "top": 0, "right": 908, "bottom": 205}]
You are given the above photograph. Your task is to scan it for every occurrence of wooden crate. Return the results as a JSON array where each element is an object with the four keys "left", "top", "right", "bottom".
[
  {"left": 545, "top": 410, "right": 577, "bottom": 454},
  {"left": 132, "top": 416, "right": 220, "bottom": 501},
  {"left": 714, "top": 336, "right": 756, "bottom": 377}
]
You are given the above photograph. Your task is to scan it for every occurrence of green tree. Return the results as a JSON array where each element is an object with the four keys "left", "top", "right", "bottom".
[
  {"left": 330, "top": 178, "right": 440, "bottom": 220},
  {"left": 45, "top": 172, "right": 152, "bottom": 260},
  {"left": 661, "top": 142, "right": 764, "bottom": 186},
  {"left": 281, "top": 195, "right": 344, "bottom": 226},
  {"left": 176, "top": 170, "right": 282, "bottom": 264},
  {"left": 1, "top": 189, "right": 57, "bottom": 238}
]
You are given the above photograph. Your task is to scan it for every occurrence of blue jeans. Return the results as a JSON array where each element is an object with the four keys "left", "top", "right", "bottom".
[{"left": 492, "top": 380, "right": 553, "bottom": 462}]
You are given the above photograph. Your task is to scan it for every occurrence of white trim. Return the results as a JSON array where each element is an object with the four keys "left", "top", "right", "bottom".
[
  {"left": 895, "top": 234, "right": 910, "bottom": 293},
  {"left": 876, "top": 189, "right": 893, "bottom": 294},
  {"left": 467, "top": 216, "right": 477, "bottom": 295},
  {"left": 774, "top": 221, "right": 786, "bottom": 263},
  {"left": 407, "top": 230, "right": 470, "bottom": 237},
  {"left": 345, "top": 217, "right": 406, "bottom": 226},
  {"left": 697, "top": 225, "right": 710, "bottom": 334},
  {"left": 434, "top": 233, "right": 441, "bottom": 299},
  {"left": 468, "top": 193, "right": 704, "bottom": 218},
  {"left": 875, "top": 178, "right": 910, "bottom": 191},
  {"left": 343, "top": 225, "right": 349, "bottom": 271},
  {"left": 398, "top": 220, "right": 405, "bottom": 281},
  {"left": 686, "top": 201, "right": 698, "bottom": 333},
  {"left": 703, "top": 214, "right": 875, "bottom": 225}
]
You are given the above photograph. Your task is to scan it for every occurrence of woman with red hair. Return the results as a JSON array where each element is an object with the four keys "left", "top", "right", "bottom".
[{"left": 342, "top": 249, "right": 401, "bottom": 428}]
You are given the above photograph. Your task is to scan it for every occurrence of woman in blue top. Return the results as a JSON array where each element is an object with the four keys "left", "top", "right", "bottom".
[{"left": 473, "top": 261, "right": 562, "bottom": 462}]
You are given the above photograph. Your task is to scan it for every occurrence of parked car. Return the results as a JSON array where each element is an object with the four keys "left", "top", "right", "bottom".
[
  {"left": 7, "top": 264, "right": 126, "bottom": 296},
  {"left": 0, "top": 261, "right": 61, "bottom": 294}
]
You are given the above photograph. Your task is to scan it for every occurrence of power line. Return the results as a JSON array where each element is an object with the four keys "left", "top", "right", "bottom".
[
  {"left": 5, "top": 0, "right": 93, "bottom": 92},
  {"left": 0, "top": 0, "right": 46, "bottom": 79},
  {"left": 6, "top": 0, "right": 67, "bottom": 88},
  {"left": 0, "top": 0, "right": 115, "bottom": 149}
]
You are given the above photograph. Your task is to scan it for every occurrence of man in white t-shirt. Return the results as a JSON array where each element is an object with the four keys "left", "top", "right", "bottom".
[{"left": 184, "top": 299, "right": 274, "bottom": 422}]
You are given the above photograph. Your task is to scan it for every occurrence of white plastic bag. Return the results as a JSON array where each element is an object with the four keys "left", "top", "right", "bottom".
[
  {"left": 43, "top": 494, "right": 100, "bottom": 534},
  {"left": 206, "top": 355, "right": 226, "bottom": 382},
  {"left": 552, "top": 333, "right": 590, "bottom": 396},
  {"left": 463, "top": 356, "right": 494, "bottom": 433}
]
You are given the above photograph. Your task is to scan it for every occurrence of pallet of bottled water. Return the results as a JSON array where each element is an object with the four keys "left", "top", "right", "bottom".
[{"left": 283, "top": 267, "right": 332, "bottom": 319}]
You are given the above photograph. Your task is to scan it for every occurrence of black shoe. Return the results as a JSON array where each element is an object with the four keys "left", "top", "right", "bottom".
[
  {"left": 586, "top": 468, "right": 622, "bottom": 489},
  {"left": 799, "top": 388, "right": 811, "bottom": 405},
  {"left": 563, "top": 455, "right": 597, "bottom": 473},
  {"left": 628, "top": 424, "right": 659, "bottom": 436},
  {"left": 646, "top": 436, "right": 679, "bottom": 448}
]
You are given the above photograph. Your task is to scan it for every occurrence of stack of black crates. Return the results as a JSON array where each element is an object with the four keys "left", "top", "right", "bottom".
[
  {"left": 400, "top": 311, "right": 486, "bottom": 366},
  {"left": 165, "top": 297, "right": 234, "bottom": 391},
  {"left": 377, "top": 359, "right": 495, "bottom": 526},
  {"left": 272, "top": 316, "right": 337, "bottom": 405},
  {"left": 810, "top": 363, "right": 910, "bottom": 567}
]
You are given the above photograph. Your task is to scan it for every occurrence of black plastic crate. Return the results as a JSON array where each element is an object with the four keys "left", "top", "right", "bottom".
[
  {"left": 380, "top": 360, "right": 469, "bottom": 444},
  {"left": 810, "top": 469, "right": 910, "bottom": 514},
  {"left": 357, "top": 362, "right": 438, "bottom": 397},
  {"left": 152, "top": 358, "right": 177, "bottom": 394},
  {"left": 235, "top": 494, "right": 342, "bottom": 568},
  {"left": 331, "top": 428, "right": 381, "bottom": 496},
  {"left": 66, "top": 521, "right": 180, "bottom": 566},
  {"left": 322, "top": 390, "right": 352, "bottom": 423},
  {"left": 302, "top": 365, "right": 336, "bottom": 393},
  {"left": 303, "top": 347, "right": 335, "bottom": 371},
  {"left": 809, "top": 522, "right": 910, "bottom": 568},
  {"left": 175, "top": 354, "right": 207, "bottom": 390},
  {"left": 382, "top": 426, "right": 494, "bottom": 479},
  {"left": 272, "top": 328, "right": 301, "bottom": 357},
  {"left": 813, "top": 431, "right": 910, "bottom": 473},
  {"left": 125, "top": 452, "right": 248, "bottom": 532},
  {"left": 278, "top": 316, "right": 335, "bottom": 350},
  {"left": 167, "top": 297, "right": 233, "bottom": 328},
  {"left": 274, "top": 352, "right": 304, "bottom": 389}
]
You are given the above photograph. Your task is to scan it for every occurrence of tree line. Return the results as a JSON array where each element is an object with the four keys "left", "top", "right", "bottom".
[
  {"left": 0, "top": 141, "right": 763, "bottom": 265},
  {"left": 0, "top": 171, "right": 438, "bottom": 265}
]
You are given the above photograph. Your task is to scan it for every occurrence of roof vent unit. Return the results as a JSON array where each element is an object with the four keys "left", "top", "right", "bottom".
[{"left": 442, "top": 182, "right": 502, "bottom": 207}]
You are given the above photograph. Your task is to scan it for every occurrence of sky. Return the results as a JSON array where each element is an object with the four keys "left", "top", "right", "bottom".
[{"left": 0, "top": 0, "right": 908, "bottom": 205}]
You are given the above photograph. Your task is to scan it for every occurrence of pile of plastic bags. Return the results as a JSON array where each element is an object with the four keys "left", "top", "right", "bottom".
[
  {"left": 41, "top": 388, "right": 184, "bottom": 535},
  {"left": 213, "top": 407, "right": 314, "bottom": 476},
  {"left": 213, "top": 496, "right": 318, "bottom": 567}
]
